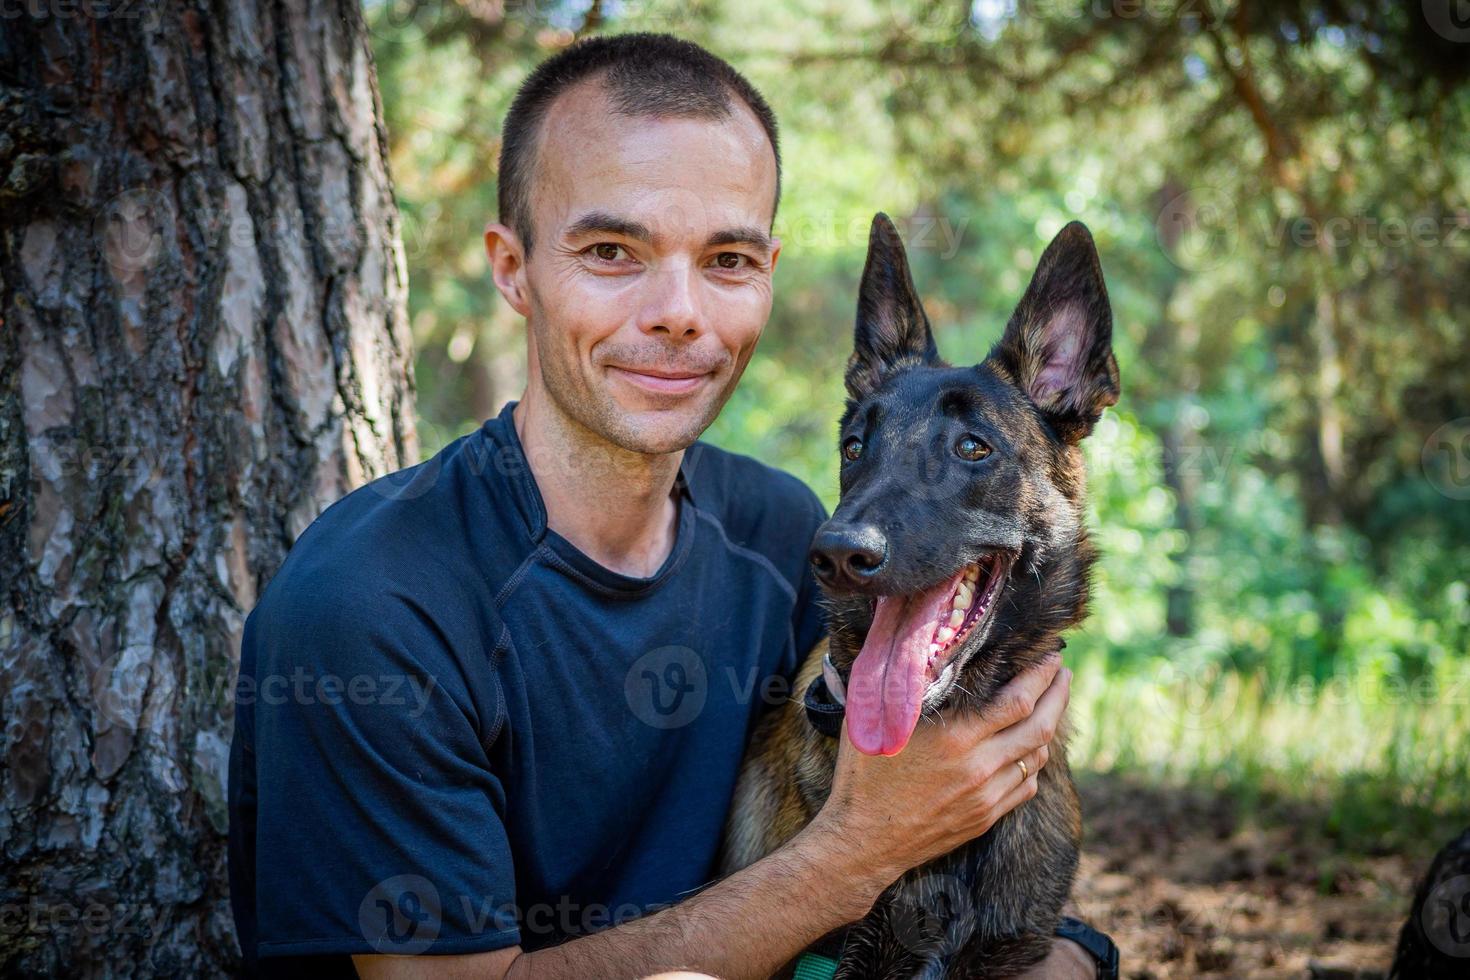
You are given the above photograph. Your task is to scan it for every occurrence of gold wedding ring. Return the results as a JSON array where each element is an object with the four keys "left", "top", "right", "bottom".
[{"left": 1016, "top": 758, "right": 1029, "bottom": 780}]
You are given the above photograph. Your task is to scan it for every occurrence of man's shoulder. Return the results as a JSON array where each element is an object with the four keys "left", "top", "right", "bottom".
[
  {"left": 246, "top": 435, "right": 517, "bottom": 659},
  {"left": 683, "top": 441, "right": 828, "bottom": 555},
  {"left": 246, "top": 524, "right": 480, "bottom": 660},
  {"left": 280, "top": 458, "right": 468, "bottom": 587},
  {"left": 290, "top": 426, "right": 528, "bottom": 567}
]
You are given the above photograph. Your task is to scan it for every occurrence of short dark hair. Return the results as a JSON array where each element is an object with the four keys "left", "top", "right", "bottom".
[{"left": 497, "top": 33, "right": 782, "bottom": 253}]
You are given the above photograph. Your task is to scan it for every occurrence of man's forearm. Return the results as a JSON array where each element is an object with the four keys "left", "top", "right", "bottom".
[
  {"left": 354, "top": 821, "right": 1101, "bottom": 980},
  {"left": 507, "top": 825, "right": 887, "bottom": 980}
]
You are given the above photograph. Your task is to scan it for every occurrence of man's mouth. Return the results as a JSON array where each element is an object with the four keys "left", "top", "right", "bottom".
[
  {"left": 843, "top": 553, "right": 1010, "bottom": 757},
  {"left": 607, "top": 364, "right": 713, "bottom": 395}
]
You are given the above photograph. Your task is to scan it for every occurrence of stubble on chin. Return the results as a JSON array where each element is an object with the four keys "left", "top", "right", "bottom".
[
  {"left": 579, "top": 380, "right": 728, "bottom": 457},
  {"left": 531, "top": 343, "right": 746, "bottom": 459}
]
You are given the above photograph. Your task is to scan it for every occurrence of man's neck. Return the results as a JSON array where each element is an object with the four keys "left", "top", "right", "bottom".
[{"left": 512, "top": 390, "right": 683, "bottom": 579}]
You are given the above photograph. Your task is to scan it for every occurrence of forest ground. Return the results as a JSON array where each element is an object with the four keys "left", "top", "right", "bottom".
[{"left": 1069, "top": 772, "right": 1439, "bottom": 979}]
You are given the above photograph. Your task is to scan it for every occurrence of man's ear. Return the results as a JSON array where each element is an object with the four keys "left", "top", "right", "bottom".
[
  {"left": 845, "top": 213, "right": 940, "bottom": 400},
  {"left": 991, "top": 221, "right": 1119, "bottom": 444},
  {"left": 485, "top": 222, "right": 531, "bottom": 317}
]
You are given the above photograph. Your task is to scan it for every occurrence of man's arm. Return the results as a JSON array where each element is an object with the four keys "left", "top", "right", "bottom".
[
  {"left": 355, "top": 657, "right": 1074, "bottom": 980},
  {"left": 356, "top": 823, "right": 887, "bottom": 980}
]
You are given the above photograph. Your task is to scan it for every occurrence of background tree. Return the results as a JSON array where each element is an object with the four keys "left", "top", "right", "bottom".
[{"left": 0, "top": 1, "right": 414, "bottom": 973}]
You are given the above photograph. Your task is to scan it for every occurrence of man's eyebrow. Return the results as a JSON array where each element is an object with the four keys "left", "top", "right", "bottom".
[
  {"left": 707, "top": 226, "right": 774, "bottom": 252},
  {"left": 563, "top": 213, "right": 773, "bottom": 252},
  {"left": 564, "top": 211, "right": 654, "bottom": 243}
]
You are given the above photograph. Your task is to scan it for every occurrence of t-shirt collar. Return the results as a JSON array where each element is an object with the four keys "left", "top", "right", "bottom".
[{"left": 479, "top": 400, "right": 700, "bottom": 595}]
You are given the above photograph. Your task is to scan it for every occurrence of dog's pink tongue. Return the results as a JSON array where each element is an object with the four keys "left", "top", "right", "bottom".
[{"left": 846, "top": 579, "right": 956, "bottom": 756}]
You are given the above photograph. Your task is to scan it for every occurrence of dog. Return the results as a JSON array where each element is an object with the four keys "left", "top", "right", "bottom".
[
  {"left": 1388, "top": 825, "right": 1470, "bottom": 979},
  {"left": 720, "top": 213, "right": 1120, "bottom": 978}
]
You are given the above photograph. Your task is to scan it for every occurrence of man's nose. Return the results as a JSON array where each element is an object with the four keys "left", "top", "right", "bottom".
[
  {"left": 640, "top": 263, "right": 703, "bottom": 339},
  {"left": 809, "top": 522, "right": 888, "bottom": 588}
]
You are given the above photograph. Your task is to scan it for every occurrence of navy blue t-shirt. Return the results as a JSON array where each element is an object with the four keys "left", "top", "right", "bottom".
[{"left": 227, "top": 402, "right": 828, "bottom": 973}]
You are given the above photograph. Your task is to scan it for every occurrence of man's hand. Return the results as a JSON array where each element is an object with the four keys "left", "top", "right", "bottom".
[{"left": 806, "top": 653, "right": 1070, "bottom": 896}]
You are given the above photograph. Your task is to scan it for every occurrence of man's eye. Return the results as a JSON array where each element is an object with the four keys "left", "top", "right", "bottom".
[
  {"left": 714, "top": 252, "right": 746, "bottom": 270},
  {"left": 591, "top": 243, "right": 626, "bottom": 262},
  {"left": 842, "top": 437, "right": 863, "bottom": 462}
]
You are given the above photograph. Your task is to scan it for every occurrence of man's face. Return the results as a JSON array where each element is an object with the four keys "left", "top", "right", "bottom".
[{"left": 501, "top": 82, "right": 781, "bottom": 456}]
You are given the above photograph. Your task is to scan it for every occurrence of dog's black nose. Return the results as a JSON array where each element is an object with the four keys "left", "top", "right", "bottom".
[{"left": 810, "top": 524, "right": 888, "bottom": 586}]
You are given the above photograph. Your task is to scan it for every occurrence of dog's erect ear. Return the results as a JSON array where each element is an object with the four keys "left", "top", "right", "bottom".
[
  {"left": 991, "top": 221, "right": 1119, "bottom": 443},
  {"left": 845, "top": 213, "right": 939, "bottom": 400}
]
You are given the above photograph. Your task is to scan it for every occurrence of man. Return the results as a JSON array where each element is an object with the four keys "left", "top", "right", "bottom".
[{"left": 228, "top": 33, "right": 1099, "bottom": 979}]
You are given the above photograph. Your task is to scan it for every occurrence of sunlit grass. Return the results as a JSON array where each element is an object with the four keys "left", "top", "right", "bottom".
[{"left": 1068, "top": 650, "right": 1470, "bottom": 855}]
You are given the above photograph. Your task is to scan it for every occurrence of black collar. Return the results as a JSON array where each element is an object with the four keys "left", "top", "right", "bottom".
[
  {"left": 804, "top": 650, "right": 847, "bottom": 738},
  {"left": 803, "top": 673, "right": 845, "bottom": 738}
]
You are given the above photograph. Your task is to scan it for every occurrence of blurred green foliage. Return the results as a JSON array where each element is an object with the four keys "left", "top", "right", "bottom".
[{"left": 367, "top": 0, "right": 1469, "bottom": 835}]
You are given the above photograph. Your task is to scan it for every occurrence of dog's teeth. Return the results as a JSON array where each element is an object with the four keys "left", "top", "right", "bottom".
[
  {"left": 955, "top": 583, "right": 973, "bottom": 609},
  {"left": 949, "top": 608, "right": 965, "bottom": 628},
  {"left": 964, "top": 564, "right": 979, "bottom": 583},
  {"left": 928, "top": 643, "right": 940, "bottom": 658},
  {"left": 936, "top": 626, "right": 955, "bottom": 644}
]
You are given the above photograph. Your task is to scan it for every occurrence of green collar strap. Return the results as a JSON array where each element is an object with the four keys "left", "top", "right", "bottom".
[{"left": 791, "top": 951, "right": 839, "bottom": 980}]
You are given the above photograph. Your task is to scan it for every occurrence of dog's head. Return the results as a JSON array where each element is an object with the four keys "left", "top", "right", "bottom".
[{"left": 814, "top": 213, "right": 1119, "bottom": 756}]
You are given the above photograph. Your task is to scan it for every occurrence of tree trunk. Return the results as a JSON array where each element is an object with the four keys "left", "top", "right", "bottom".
[
  {"left": 1302, "top": 253, "right": 1347, "bottom": 527},
  {"left": 1150, "top": 180, "right": 1197, "bottom": 638},
  {"left": 0, "top": 2, "right": 415, "bottom": 975}
]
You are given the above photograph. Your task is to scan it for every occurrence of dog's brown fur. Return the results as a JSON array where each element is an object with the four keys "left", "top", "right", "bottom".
[
  {"left": 720, "top": 214, "right": 1117, "bottom": 978},
  {"left": 722, "top": 644, "right": 1083, "bottom": 979}
]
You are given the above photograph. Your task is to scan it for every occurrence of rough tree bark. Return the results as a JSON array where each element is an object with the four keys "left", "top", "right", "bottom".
[{"left": 0, "top": 1, "right": 415, "bottom": 974}]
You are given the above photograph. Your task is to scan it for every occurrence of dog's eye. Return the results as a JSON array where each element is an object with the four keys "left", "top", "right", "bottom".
[
  {"left": 955, "top": 435, "right": 991, "bottom": 461},
  {"left": 842, "top": 437, "right": 864, "bottom": 462}
]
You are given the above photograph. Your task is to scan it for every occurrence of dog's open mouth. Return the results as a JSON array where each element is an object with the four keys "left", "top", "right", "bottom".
[{"left": 844, "top": 553, "right": 1010, "bottom": 756}]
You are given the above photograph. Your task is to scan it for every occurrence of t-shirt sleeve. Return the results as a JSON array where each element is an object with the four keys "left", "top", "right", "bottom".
[{"left": 235, "top": 576, "right": 522, "bottom": 960}]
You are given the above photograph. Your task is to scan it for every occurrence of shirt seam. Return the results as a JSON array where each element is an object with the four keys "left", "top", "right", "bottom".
[
  {"left": 692, "top": 509, "right": 799, "bottom": 603},
  {"left": 484, "top": 622, "right": 512, "bottom": 748},
  {"left": 494, "top": 544, "right": 550, "bottom": 610}
]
